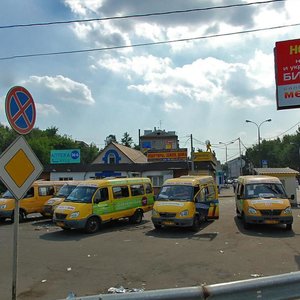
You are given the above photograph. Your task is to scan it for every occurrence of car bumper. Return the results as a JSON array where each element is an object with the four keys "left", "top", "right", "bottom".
[
  {"left": 53, "top": 218, "right": 87, "bottom": 229},
  {"left": 245, "top": 215, "right": 293, "bottom": 225},
  {"left": 152, "top": 217, "right": 194, "bottom": 227},
  {"left": 0, "top": 210, "right": 13, "bottom": 219}
]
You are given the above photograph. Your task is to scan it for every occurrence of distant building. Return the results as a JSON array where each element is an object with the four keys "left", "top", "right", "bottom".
[
  {"left": 227, "top": 157, "right": 246, "bottom": 178},
  {"left": 139, "top": 128, "right": 179, "bottom": 152}
]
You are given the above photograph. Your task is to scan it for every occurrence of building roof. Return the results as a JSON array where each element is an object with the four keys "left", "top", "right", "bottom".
[
  {"left": 43, "top": 161, "right": 189, "bottom": 173},
  {"left": 254, "top": 167, "right": 299, "bottom": 175},
  {"left": 112, "top": 142, "right": 147, "bottom": 163},
  {"left": 141, "top": 129, "right": 177, "bottom": 138}
]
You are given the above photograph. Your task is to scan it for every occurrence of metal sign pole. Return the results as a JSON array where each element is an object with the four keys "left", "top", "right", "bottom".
[{"left": 12, "top": 199, "right": 19, "bottom": 300}]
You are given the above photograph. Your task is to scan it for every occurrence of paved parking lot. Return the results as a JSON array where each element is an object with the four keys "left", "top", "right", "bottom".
[{"left": 1, "top": 190, "right": 300, "bottom": 300}]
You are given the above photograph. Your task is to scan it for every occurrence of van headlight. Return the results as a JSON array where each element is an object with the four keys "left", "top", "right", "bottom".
[
  {"left": 0, "top": 204, "right": 6, "bottom": 209},
  {"left": 69, "top": 211, "right": 80, "bottom": 218},
  {"left": 283, "top": 207, "right": 292, "bottom": 214},
  {"left": 152, "top": 209, "right": 159, "bottom": 217},
  {"left": 180, "top": 210, "right": 189, "bottom": 217},
  {"left": 248, "top": 207, "right": 257, "bottom": 214}
]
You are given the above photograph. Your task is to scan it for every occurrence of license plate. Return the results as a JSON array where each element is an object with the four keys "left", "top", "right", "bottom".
[
  {"left": 56, "top": 221, "right": 64, "bottom": 227},
  {"left": 163, "top": 221, "right": 174, "bottom": 226},
  {"left": 265, "top": 220, "right": 279, "bottom": 224}
]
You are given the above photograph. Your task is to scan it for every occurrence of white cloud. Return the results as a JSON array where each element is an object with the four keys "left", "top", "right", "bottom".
[
  {"left": 36, "top": 103, "right": 60, "bottom": 116},
  {"left": 22, "top": 75, "right": 95, "bottom": 105},
  {"left": 164, "top": 102, "right": 182, "bottom": 112},
  {"left": 64, "top": 0, "right": 105, "bottom": 16}
]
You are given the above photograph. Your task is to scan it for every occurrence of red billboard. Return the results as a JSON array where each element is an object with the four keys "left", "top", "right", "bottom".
[{"left": 275, "top": 39, "right": 300, "bottom": 110}]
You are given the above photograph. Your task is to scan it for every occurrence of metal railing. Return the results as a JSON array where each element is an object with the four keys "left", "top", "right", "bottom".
[{"left": 61, "top": 271, "right": 300, "bottom": 300}]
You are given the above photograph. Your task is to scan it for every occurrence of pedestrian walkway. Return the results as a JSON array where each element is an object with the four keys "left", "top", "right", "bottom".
[{"left": 219, "top": 185, "right": 235, "bottom": 198}]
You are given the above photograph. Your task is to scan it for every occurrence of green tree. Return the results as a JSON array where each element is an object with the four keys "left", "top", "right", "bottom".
[{"left": 121, "top": 132, "right": 133, "bottom": 147}]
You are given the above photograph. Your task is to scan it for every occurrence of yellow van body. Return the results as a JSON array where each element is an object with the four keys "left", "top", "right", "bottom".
[
  {"left": 151, "top": 175, "right": 219, "bottom": 231},
  {"left": 235, "top": 175, "right": 293, "bottom": 230},
  {"left": 0, "top": 180, "right": 65, "bottom": 222},
  {"left": 42, "top": 181, "right": 82, "bottom": 218},
  {"left": 53, "top": 177, "right": 155, "bottom": 233}
]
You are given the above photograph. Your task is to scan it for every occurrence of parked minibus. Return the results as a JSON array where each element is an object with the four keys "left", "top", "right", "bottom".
[
  {"left": 151, "top": 175, "right": 219, "bottom": 231},
  {"left": 0, "top": 180, "right": 65, "bottom": 222},
  {"left": 53, "top": 177, "right": 154, "bottom": 233},
  {"left": 235, "top": 175, "right": 293, "bottom": 230},
  {"left": 42, "top": 181, "right": 82, "bottom": 218}
]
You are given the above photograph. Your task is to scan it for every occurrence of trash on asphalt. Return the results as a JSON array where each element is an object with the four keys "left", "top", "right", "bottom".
[
  {"left": 108, "top": 286, "right": 144, "bottom": 293},
  {"left": 66, "top": 291, "right": 76, "bottom": 299}
]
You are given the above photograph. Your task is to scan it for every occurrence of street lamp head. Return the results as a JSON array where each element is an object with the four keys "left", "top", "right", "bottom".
[
  {"left": 266, "top": 119, "right": 272, "bottom": 122},
  {"left": 245, "top": 120, "right": 251, "bottom": 123}
]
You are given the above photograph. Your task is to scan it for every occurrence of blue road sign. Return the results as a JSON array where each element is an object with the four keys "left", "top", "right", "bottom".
[{"left": 5, "top": 86, "right": 36, "bottom": 135}]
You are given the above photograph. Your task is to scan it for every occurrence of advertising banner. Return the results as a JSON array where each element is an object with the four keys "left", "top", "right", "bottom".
[
  {"left": 275, "top": 39, "right": 300, "bottom": 110},
  {"left": 50, "top": 149, "right": 80, "bottom": 164}
]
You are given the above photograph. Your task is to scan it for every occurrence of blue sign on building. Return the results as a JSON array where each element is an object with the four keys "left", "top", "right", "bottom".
[{"left": 50, "top": 149, "right": 80, "bottom": 164}]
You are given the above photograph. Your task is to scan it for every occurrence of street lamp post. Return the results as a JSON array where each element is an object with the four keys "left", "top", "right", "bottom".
[{"left": 245, "top": 119, "right": 272, "bottom": 167}]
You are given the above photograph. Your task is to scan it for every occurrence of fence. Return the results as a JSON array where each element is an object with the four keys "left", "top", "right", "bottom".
[{"left": 61, "top": 271, "right": 300, "bottom": 300}]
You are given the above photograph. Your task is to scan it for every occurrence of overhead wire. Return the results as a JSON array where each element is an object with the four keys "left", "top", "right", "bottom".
[
  {"left": 1, "top": 22, "right": 298, "bottom": 61},
  {"left": 0, "top": 0, "right": 285, "bottom": 30},
  {"left": 0, "top": 0, "right": 293, "bottom": 61}
]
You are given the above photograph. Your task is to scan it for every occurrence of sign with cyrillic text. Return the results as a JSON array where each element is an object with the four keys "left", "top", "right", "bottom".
[{"left": 275, "top": 39, "right": 300, "bottom": 110}]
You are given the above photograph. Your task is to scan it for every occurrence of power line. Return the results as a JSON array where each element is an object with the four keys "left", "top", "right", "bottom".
[
  {"left": 266, "top": 121, "right": 300, "bottom": 140},
  {"left": 0, "top": 0, "right": 285, "bottom": 30},
  {"left": 1, "top": 20, "right": 298, "bottom": 61}
]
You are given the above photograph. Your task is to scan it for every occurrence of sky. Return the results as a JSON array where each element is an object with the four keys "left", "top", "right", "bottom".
[{"left": 0, "top": 0, "right": 300, "bottom": 164}]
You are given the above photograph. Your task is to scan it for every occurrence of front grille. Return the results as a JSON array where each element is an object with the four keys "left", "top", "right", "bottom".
[
  {"left": 55, "top": 213, "right": 67, "bottom": 220},
  {"left": 260, "top": 209, "right": 282, "bottom": 216},
  {"left": 159, "top": 213, "right": 176, "bottom": 218}
]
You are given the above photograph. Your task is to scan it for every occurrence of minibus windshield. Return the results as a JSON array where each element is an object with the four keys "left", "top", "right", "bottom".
[
  {"left": 156, "top": 185, "right": 193, "bottom": 201},
  {"left": 65, "top": 186, "right": 97, "bottom": 203},
  {"left": 56, "top": 184, "right": 78, "bottom": 197},
  {"left": 245, "top": 183, "right": 287, "bottom": 199},
  {"left": 2, "top": 190, "right": 13, "bottom": 199}
]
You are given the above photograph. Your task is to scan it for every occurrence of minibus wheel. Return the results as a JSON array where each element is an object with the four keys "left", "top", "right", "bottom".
[
  {"left": 85, "top": 217, "right": 100, "bottom": 234},
  {"left": 286, "top": 224, "right": 292, "bottom": 231},
  {"left": 243, "top": 214, "right": 250, "bottom": 230},
  {"left": 191, "top": 215, "right": 201, "bottom": 232},
  {"left": 129, "top": 209, "right": 143, "bottom": 224},
  {"left": 11, "top": 210, "right": 25, "bottom": 223}
]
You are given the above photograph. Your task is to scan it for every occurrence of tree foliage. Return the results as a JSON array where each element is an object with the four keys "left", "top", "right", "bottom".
[
  {"left": 121, "top": 132, "right": 133, "bottom": 147},
  {"left": 0, "top": 125, "right": 99, "bottom": 165},
  {"left": 244, "top": 130, "right": 300, "bottom": 172}
]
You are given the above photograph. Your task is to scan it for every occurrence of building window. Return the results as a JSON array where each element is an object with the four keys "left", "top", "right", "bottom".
[
  {"left": 108, "top": 153, "right": 116, "bottom": 164},
  {"left": 148, "top": 176, "right": 164, "bottom": 187}
]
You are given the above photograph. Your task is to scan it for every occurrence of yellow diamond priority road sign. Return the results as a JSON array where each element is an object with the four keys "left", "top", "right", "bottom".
[{"left": 0, "top": 135, "right": 43, "bottom": 200}]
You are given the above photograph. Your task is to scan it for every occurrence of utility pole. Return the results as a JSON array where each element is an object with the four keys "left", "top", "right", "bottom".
[
  {"left": 190, "top": 134, "right": 194, "bottom": 172},
  {"left": 238, "top": 137, "right": 242, "bottom": 175}
]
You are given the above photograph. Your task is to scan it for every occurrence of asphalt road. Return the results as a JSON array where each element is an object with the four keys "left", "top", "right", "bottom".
[{"left": 1, "top": 190, "right": 300, "bottom": 300}]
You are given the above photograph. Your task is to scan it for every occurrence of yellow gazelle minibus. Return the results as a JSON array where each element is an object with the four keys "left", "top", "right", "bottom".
[
  {"left": 152, "top": 175, "right": 219, "bottom": 231},
  {"left": 235, "top": 175, "right": 293, "bottom": 230},
  {"left": 42, "top": 181, "right": 82, "bottom": 218},
  {"left": 53, "top": 177, "right": 154, "bottom": 233},
  {"left": 0, "top": 180, "right": 65, "bottom": 222}
]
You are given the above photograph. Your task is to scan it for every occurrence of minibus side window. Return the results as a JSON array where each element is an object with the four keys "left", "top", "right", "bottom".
[
  {"left": 237, "top": 184, "right": 244, "bottom": 199},
  {"left": 145, "top": 183, "right": 153, "bottom": 194},
  {"left": 24, "top": 187, "right": 34, "bottom": 198},
  {"left": 94, "top": 188, "right": 109, "bottom": 204},
  {"left": 38, "top": 186, "right": 54, "bottom": 196},
  {"left": 130, "top": 184, "right": 144, "bottom": 196},
  {"left": 196, "top": 187, "right": 207, "bottom": 202},
  {"left": 207, "top": 184, "right": 216, "bottom": 200},
  {"left": 113, "top": 186, "right": 129, "bottom": 199}
]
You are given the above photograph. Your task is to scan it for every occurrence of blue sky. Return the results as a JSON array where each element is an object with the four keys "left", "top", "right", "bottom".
[{"left": 0, "top": 0, "right": 300, "bottom": 163}]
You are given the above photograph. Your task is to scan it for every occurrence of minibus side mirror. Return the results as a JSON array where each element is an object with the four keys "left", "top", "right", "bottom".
[{"left": 291, "top": 194, "right": 295, "bottom": 200}]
